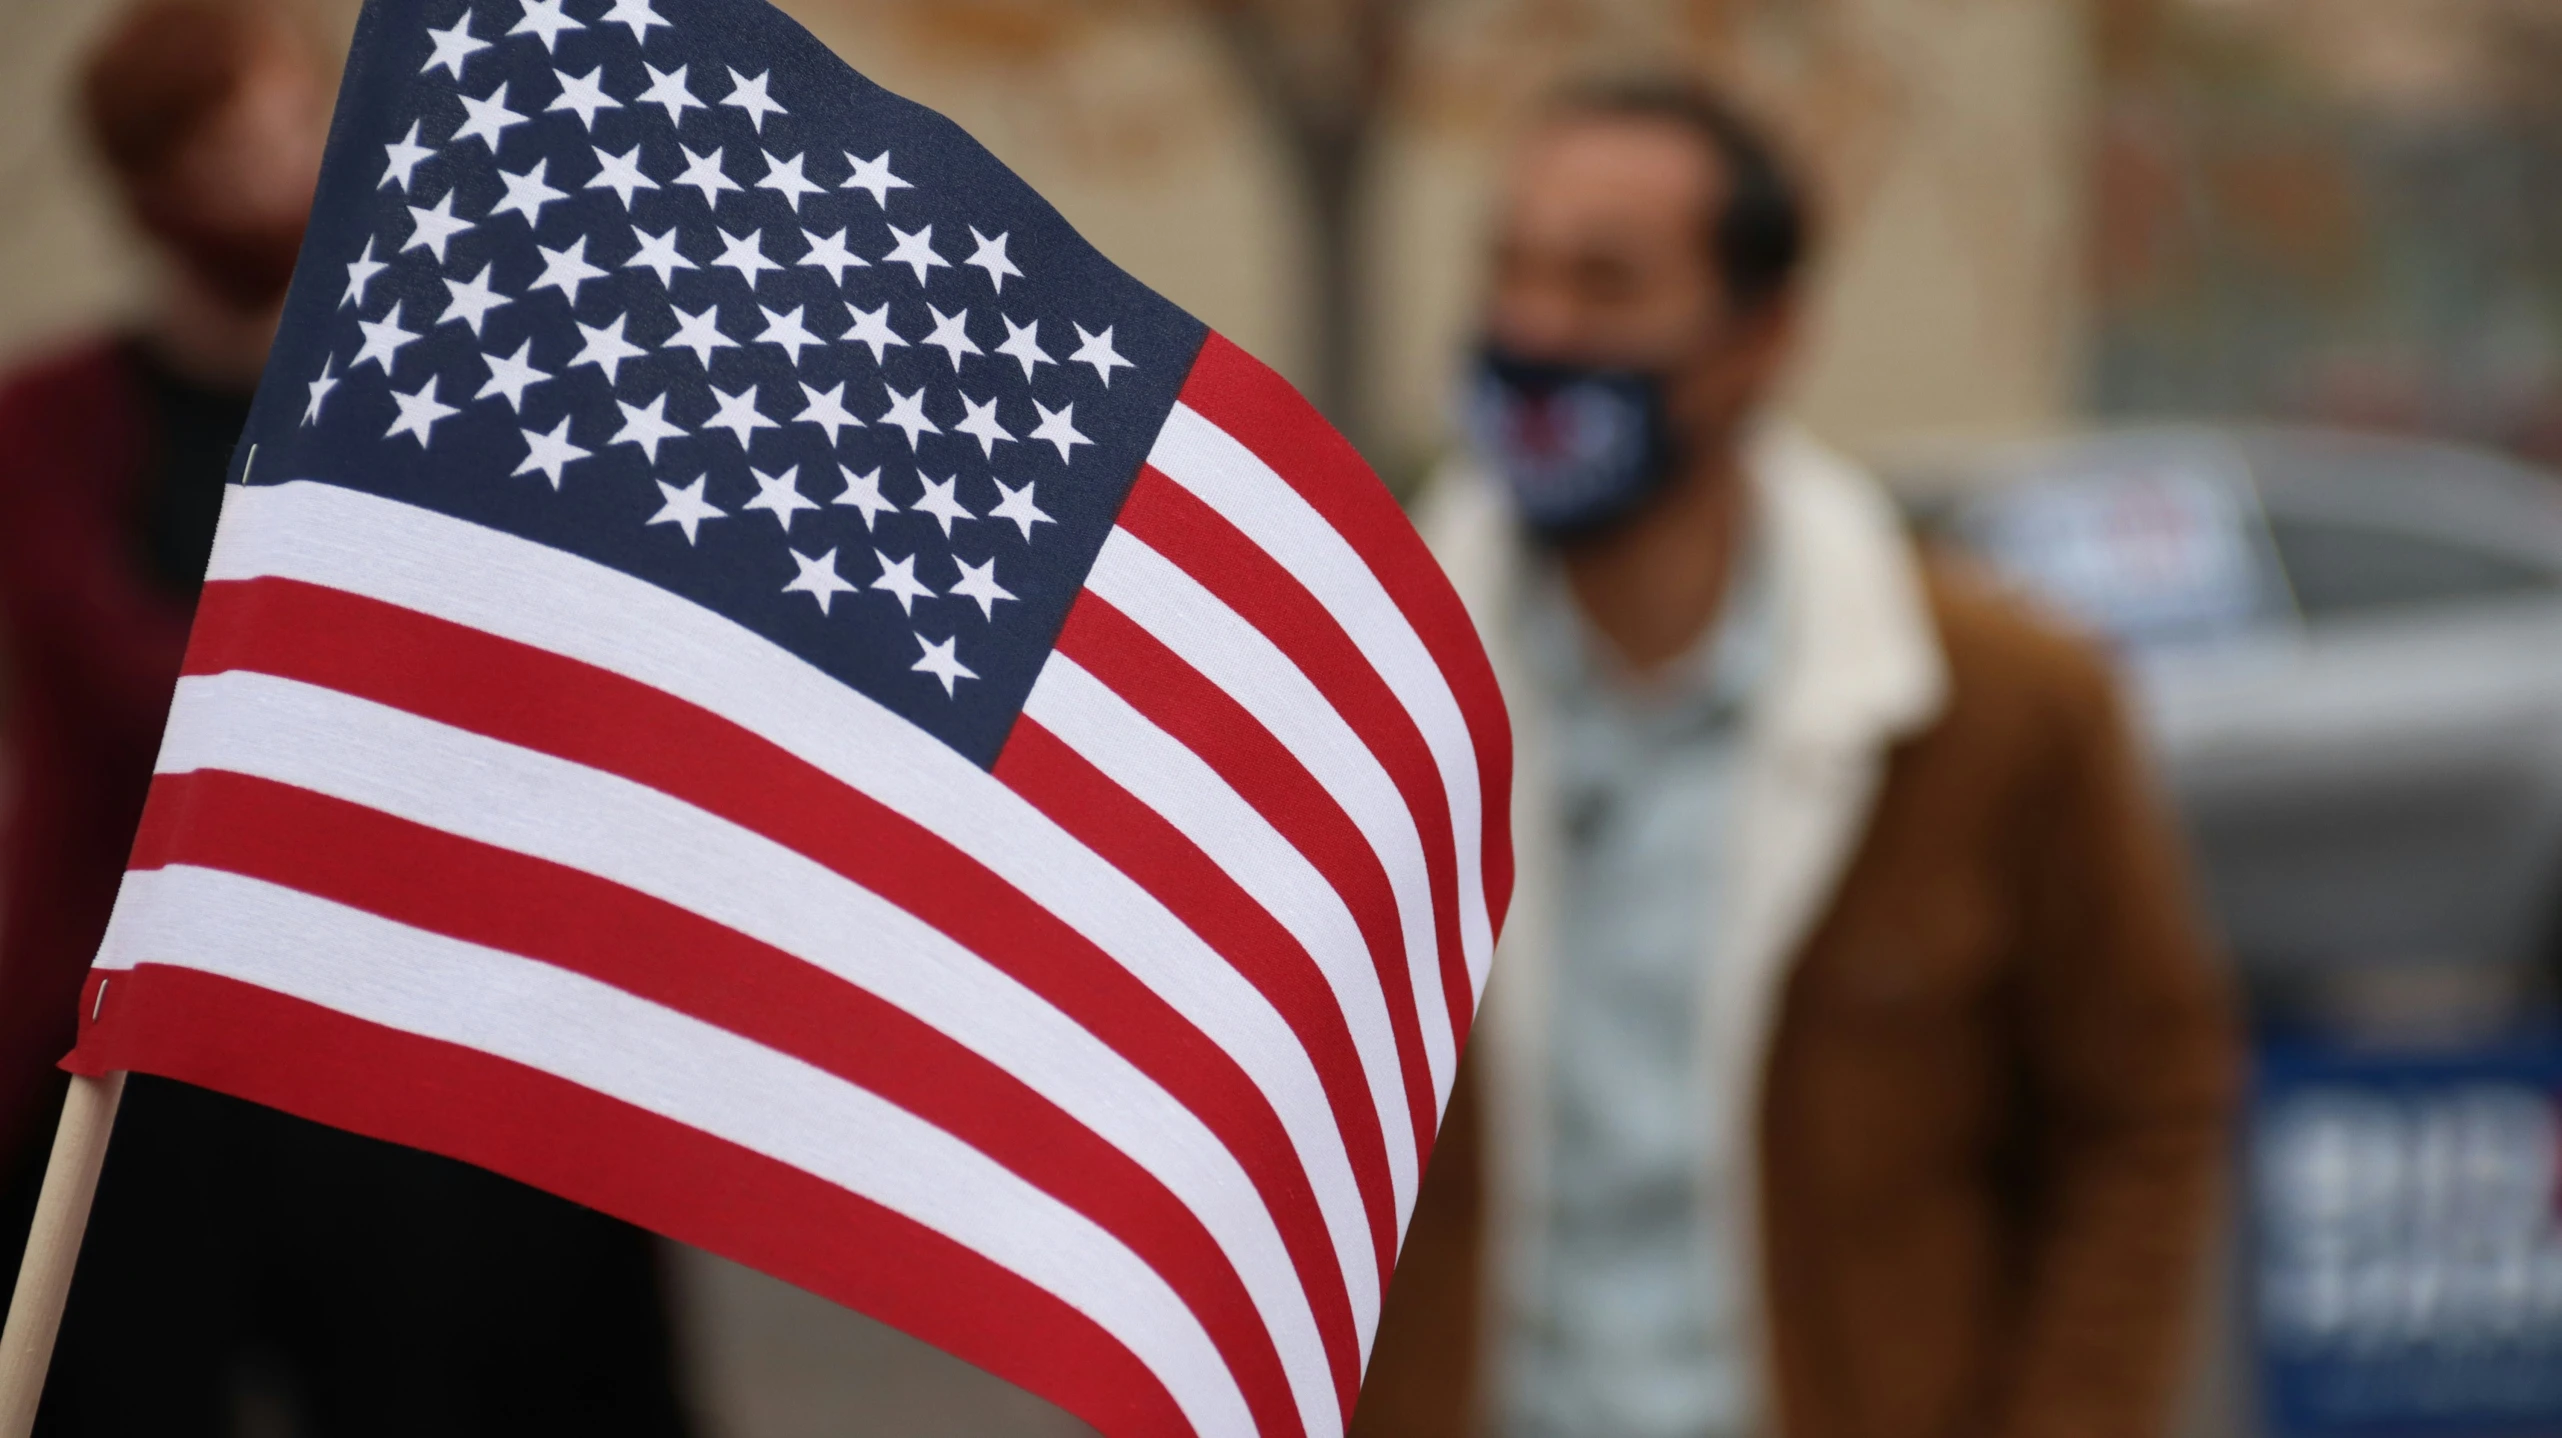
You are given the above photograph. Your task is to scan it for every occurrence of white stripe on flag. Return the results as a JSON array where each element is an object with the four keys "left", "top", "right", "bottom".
[
  {"left": 1024, "top": 653, "right": 1420, "bottom": 1225},
  {"left": 152, "top": 667, "right": 1341, "bottom": 1433},
  {"left": 204, "top": 481, "right": 1384, "bottom": 1327},
  {"left": 95, "top": 863, "right": 1257, "bottom": 1438},
  {"left": 1149, "top": 403, "right": 1496, "bottom": 998},
  {"left": 1082, "top": 529, "right": 1458, "bottom": 1105}
]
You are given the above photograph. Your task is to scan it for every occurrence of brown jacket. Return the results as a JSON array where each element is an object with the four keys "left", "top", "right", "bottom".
[{"left": 1357, "top": 435, "right": 2239, "bottom": 1438}]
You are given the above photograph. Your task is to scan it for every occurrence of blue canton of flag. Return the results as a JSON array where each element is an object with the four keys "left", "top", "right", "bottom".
[{"left": 261, "top": 0, "right": 1203, "bottom": 763}]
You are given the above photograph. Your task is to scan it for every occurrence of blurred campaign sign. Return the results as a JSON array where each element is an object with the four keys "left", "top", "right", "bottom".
[
  {"left": 62, "top": 1, "right": 1513, "bottom": 1435},
  {"left": 2251, "top": 1038, "right": 2562, "bottom": 1437},
  {"left": 1960, "top": 435, "right": 2282, "bottom": 651}
]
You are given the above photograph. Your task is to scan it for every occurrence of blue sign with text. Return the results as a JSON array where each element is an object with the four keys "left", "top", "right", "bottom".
[{"left": 2251, "top": 1037, "right": 2562, "bottom": 1437}]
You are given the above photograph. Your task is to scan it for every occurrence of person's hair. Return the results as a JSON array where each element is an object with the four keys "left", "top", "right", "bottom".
[
  {"left": 80, "top": 0, "right": 279, "bottom": 183},
  {"left": 1547, "top": 75, "right": 1814, "bottom": 316}
]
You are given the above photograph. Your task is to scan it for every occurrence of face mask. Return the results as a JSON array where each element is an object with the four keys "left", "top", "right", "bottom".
[{"left": 1461, "top": 345, "right": 1682, "bottom": 543}]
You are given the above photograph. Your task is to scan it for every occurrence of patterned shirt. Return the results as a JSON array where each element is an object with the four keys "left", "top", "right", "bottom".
[{"left": 1504, "top": 532, "right": 1773, "bottom": 1438}]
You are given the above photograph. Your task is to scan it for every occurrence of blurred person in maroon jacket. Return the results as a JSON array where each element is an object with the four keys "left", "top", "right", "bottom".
[
  {"left": 0, "top": 5, "right": 692, "bottom": 1432},
  {"left": 0, "top": 0, "right": 315, "bottom": 1171}
]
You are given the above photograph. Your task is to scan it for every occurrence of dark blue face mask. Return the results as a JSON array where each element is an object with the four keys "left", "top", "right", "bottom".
[{"left": 1461, "top": 346, "right": 1683, "bottom": 543}]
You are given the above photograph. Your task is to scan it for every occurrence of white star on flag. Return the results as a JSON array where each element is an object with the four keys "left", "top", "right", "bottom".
[
  {"left": 878, "top": 384, "right": 939, "bottom": 449},
  {"left": 711, "top": 227, "right": 780, "bottom": 286},
  {"left": 637, "top": 61, "right": 700, "bottom": 124},
  {"left": 302, "top": 356, "right": 336, "bottom": 425},
  {"left": 989, "top": 478, "right": 1053, "bottom": 541},
  {"left": 840, "top": 302, "right": 906, "bottom": 363},
  {"left": 921, "top": 306, "right": 980, "bottom": 370},
  {"left": 1029, "top": 399, "right": 1090, "bottom": 462},
  {"left": 703, "top": 384, "right": 778, "bottom": 446},
  {"left": 600, "top": 0, "right": 670, "bottom": 46},
  {"left": 648, "top": 475, "right": 725, "bottom": 544},
  {"left": 342, "top": 237, "right": 387, "bottom": 308},
  {"left": 440, "top": 263, "right": 510, "bottom": 335},
  {"left": 476, "top": 340, "right": 550, "bottom": 412},
  {"left": 530, "top": 237, "right": 610, "bottom": 305},
  {"left": 421, "top": 14, "right": 487, "bottom": 80},
  {"left": 794, "top": 382, "right": 864, "bottom": 444},
  {"left": 491, "top": 158, "right": 569, "bottom": 225},
  {"left": 994, "top": 316, "right": 1053, "bottom": 382},
  {"left": 869, "top": 552, "right": 936, "bottom": 614},
  {"left": 743, "top": 465, "right": 818, "bottom": 530},
  {"left": 798, "top": 228, "right": 866, "bottom": 284},
  {"left": 912, "top": 474, "right": 976, "bottom": 537},
  {"left": 1070, "top": 323, "right": 1134, "bottom": 385},
  {"left": 783, "top": 547, "right": 858, "bottom": 613},
  {"left": 953, "top": 394, "right": 1013, "bottom": 458},
  {"left": 755, "top": 305, "right": 825, "bottom": 365},
  {"left": 385, "top": 375, "right": 459, "bottom": 447},
  {"left": 947, "top": 555, "right": 1017, "bottom": 619},
  {"left": 568, "top": 315, "right": 648, "bottom": 385},
  {"left": 514, "top": 416, "right": 592, "bottom": 488},
  {"left": 756, "top": 151, "right": 822, "bottom": 211},
  {"left": 380, "top": 121, "right": 433, "bottom": 192},
  {"left": 722, "top": 68, "right": 787, "bottom": 131},
  {"left": 403, "top": 192, "right": 474, "bottom": 262},
  {"left": 611, "top": 392, "right": 687, "bottom": 461},
  {"left": 675, "top": 145, "right": 741, "bottom": 206},
  {"left": 841, "top": 150, "right": 909, "bottom": 207},
  {"left": 911, "top": 634, "right": 977, "bottom": 696},
  {"left": 663, "top": 304, "right": 735, "bottom": 366},
  {"left": 627, "top": 225, "right": 695, "bottom": 286},
  {"left": 510, "top": 0, "right": 583, "bottom": 51},
  {"left": 833, "top": 465, "right": 898, "bottom": 529},
  {"left": 589, "top": 144, "right": 658, "bottom": 208},
  {"left": 883, "top": 224, "right": 948, "bottom": 286},
  {"left": 548, "top": 66, "right": 618, "bottom": 129},
  {"left": 454, "top": 82, "right": 529, "bottom": 152},
  {"left": 965, "top": 228, "right": 1021, "bottom": 292},
  {"left": 352, "top": 302, "right": 420, "bottom": 375}
]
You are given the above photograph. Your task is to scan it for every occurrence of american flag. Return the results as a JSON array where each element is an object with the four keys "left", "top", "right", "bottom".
[{"left": 62, "top": 1, "right": 1513, "bottom": 1434}]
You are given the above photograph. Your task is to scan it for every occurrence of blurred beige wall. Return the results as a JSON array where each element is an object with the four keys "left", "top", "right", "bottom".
[
  {"left": 1784, "top": 0, "right": 2095, "bottom": 454},
  {"left": 0, "top": 0, "right": 150, "bottom": 355},
  {"left": 0, "top": 0, "right": 2091, "bottom": 468}
]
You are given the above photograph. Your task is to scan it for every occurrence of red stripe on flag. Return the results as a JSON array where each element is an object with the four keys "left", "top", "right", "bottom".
[
  {"left": 121, "top": 768, "right": 1309, "bottom": 1436},
  {"left": 178, "top": 575, "right": 1364, "bottom": 1398},
  {"left": 64, "top": 963, "right": 1194, "bottom": 1438},
  {"left": 1116, "top": 470, "right": 1474, "bottom": 1052},
  {"left": 1050, "top": 592, "right": 1438, "bottom": 1166},
  {"left": 994, "top": 716, "right": 1398, "bottom": 1295},
  {"left": 1175, "top": 334, "right": 1514, "bottom": 932}
]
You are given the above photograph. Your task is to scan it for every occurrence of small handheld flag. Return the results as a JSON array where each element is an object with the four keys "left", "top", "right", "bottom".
[{"left": 51, "top": 2, "right": 1513, "bottom": 1435}]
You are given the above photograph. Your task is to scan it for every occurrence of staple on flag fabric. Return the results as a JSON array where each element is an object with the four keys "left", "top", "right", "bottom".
[{"left": 60, "top": 1, "right": 1513, "bottom": 1435}]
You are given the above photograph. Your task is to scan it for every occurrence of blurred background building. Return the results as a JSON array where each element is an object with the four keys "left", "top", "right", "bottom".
[
  {"left": 2091, "top": 0, "right": 2562, "bottom": 468},
  {"left": 3, "top": 0, "right": 2559, "bottom": 1435}
]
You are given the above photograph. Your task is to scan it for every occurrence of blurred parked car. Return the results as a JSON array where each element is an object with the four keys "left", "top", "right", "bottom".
[{"left": 1898, "top": 427, "right": 2562, "bottom": 1015}]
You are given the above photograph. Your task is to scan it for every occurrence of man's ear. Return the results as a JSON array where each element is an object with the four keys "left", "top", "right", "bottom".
[
  {"left": 1711, "top": 292, "right": 1802, "bottom": 421},
  {"left": 1678, "top": 290, "right": 1799, "bottom": 444},
  {"left": 1732, "top": 293, "right": 1801, "bottom": 378}
]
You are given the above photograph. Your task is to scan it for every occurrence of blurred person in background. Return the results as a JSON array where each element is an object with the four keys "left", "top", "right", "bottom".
[
  {"left": 0, "top": 4, "right": 692, "bottom": 1432},
  {"left": 1354, "top": 79, "right": 2238, "bottom": 1438}
]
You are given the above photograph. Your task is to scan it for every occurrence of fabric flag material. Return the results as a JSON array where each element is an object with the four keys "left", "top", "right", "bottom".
[{"left": 60, "top": 1, "right": 1513, "bottom": 1434}]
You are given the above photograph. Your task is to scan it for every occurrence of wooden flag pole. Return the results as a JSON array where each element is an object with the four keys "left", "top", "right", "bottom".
[{"left": 0, "top": 1072, "right": 125, "bottom": 1438}]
